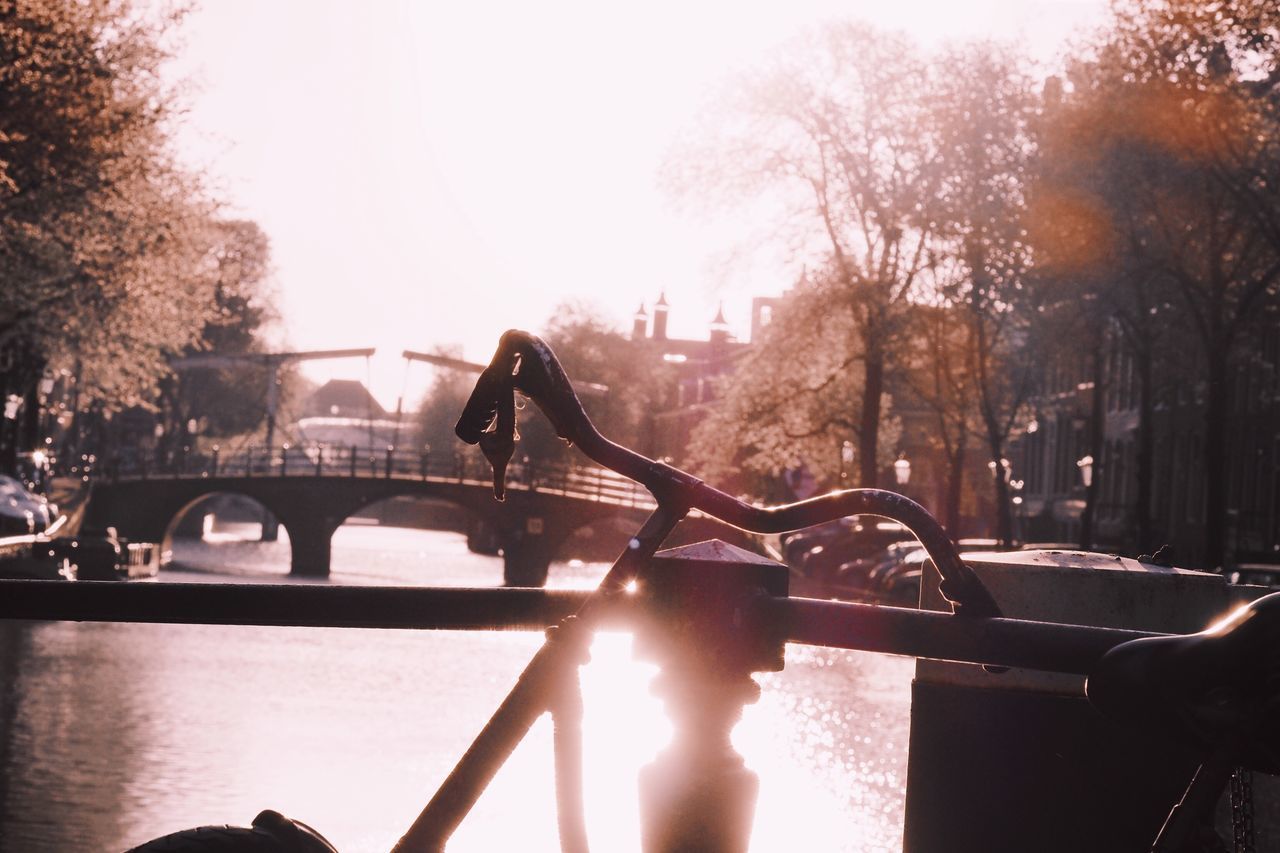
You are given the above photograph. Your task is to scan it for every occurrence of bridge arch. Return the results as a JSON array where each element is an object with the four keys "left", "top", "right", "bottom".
[
  {"left": 83, "top": 473, "right": 655, "bottom": 584},
  {"left": 158, "top": 491, "right": 284, "bottom": 569}
]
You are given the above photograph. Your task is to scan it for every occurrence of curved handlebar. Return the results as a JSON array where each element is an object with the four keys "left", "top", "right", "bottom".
[
  {"left": 456, "top": 330, "right": 1001, "bottom": 618},
  {"left": 1087, "top": 591, "right": 1280, "bottom": 774}
]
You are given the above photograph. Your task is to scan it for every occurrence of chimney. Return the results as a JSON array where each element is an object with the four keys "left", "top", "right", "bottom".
[
  {"left": 710, "top": 302, "right": 731, "bottom": 350},
  {"left": 632, "top": 302, "right": 648, "bottom": 340},
  {"left": 653, "top": 291, "right": 669, "bottom": 341}
]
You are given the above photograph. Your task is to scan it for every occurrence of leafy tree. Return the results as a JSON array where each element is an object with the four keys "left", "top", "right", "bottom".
[
  {"left": 0, "top": 0, "right": 237, "bottom": 471},
  {"left": 665, "top": 22, "right": 936, "bottom": 487},
  {"left": 1033, "top": 0, "right": 1280, "bottom": 564},
  {"left": 686, "top": 275, "right": 900, "bottom": 491},
  {"left": 154, "top": 220, "right": 280, "bottom": 457},
  {"left": 1030, "top": 74, "right": 1182, "bottom": 552},
  {"left": 677, "top": 32, "right": 1042, "bottom": 539},
  {"left": 533, "top": 300, "right": 665, "bottom": 458},
  {"left": 897, "top": 302, "right": 979, "bottom": 534},
  {"left": 415, "top": 302, "right": 666, "bottom": 472},
  {"left": 414, "top": 345, "right": 477, "bottom": 461},
  {"left": 924, "top": 43, "right": 1042, "bottom": 545}
]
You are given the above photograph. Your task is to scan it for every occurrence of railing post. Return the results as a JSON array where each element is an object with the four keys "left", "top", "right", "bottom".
[
  {"left": 315, "top": 444, "right": 323, "bottom": 477},
  {"left": 245, "top": 445, "right": 253, "bottom": 478},
  {"left": 386, "top": 445, "right": 394, "bottom": 479},
  {"left": 634, "top": 541, "right": 788, "bottom": 853},
  {"left": 350, "top": 444, "right": 357, "bottom": 478},
  {"left": 281, "top": 443, "right": 289, "bottom": 476},
  {"left": 211, "top": 445, "right": 220, "bottom": 477},
  {"left": 420, "top": 445, "right": 430, "bottom": 481}
]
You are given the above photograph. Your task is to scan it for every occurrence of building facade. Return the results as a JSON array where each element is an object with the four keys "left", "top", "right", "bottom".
[
  {"left": 630, "top": 294, "right": 776, "bottom": 465},
  {"left": 1013, "top": 322, "right": 1280, "bottom": 566}
]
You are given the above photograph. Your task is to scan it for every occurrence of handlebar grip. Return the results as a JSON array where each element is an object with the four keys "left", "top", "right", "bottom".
[
  {"left": 455, "top": 331, "right": 592, "bottom": 499},
  {"left": 455, "top": 361, "right": 508, "bottom": 446},
  {"left": 1087, "top": 591, "right": 1280, "bottom": 773}
]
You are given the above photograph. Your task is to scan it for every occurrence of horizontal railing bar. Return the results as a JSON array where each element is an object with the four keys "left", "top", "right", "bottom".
[
  {"left": 0, "top": 581, "right": 624, "bottom": 632},
  {"left": 776, "top": 597, "right": 1158, "bottom": 676},
  {"left": 0, "top": 581, "right": 1162, "bottom": 675}
]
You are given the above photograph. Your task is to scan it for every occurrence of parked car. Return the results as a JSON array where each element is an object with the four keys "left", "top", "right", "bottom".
[
  {"left": 0, "top": 475, "right": 54, "bottom": 535},
  {"left": 797, "top": 519, "right": 911, "bottom": 582},
  {"left": 876, "top": 539, "right": 1008, "bottom": 606},
  {"left": 881, "top": 566, "right": 925, "bottom": 606},
  {"left": 834, "top": 540, "right": 922, "bottom": 591},
  {"left": 781, "top": 520, "right": 848, "bottom": 566},
  {"left": 1226, "top": 564, "right": 1280, "bottom": 589}
]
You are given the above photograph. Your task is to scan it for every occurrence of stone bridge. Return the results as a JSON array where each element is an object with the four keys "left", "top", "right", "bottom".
[{"left": 82, "top": 447, "right": 749, "bottom": 585}]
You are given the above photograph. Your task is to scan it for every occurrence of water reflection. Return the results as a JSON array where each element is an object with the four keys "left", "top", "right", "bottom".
[{"left": 0, "top": 526, "right": 911, "bottom": 851}]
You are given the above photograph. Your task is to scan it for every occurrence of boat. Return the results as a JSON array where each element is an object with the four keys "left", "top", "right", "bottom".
[
  {"left": 48, "top": 529, "right": 160, "bottom": 580},
  {"left": 0, "top": 534, "right": 76, "bottom": 580}
]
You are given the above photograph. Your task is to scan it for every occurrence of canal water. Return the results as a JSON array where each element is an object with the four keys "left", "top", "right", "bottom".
[{"left": 0, "top": 524, "right": 912, "bottom": 852}]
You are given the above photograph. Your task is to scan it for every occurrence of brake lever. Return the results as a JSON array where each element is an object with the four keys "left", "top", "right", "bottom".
[{"left": 478, "top": 371, "right": 516, "bottom": 500}]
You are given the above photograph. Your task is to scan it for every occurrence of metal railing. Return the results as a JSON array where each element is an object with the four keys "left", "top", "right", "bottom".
[
  {"left": 0, "top": 579, "right": 1147, "bottom": 675},
  {"left": 94, "top": 444, "right": 655, "bottom": 509}
]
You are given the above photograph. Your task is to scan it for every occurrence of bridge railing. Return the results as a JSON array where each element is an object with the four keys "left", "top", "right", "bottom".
[{"left": 97, "top": 443, "right": 655, "bottom": 509}]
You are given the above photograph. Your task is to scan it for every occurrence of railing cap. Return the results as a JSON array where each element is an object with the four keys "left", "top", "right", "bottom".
[{"left": 652, "top": 539, "right": 784, "bottom": 568}]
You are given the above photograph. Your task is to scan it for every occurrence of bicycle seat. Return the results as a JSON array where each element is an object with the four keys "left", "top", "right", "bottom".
[{"left": 1086, "top": 591, "right": 1280, "bottom": 774}]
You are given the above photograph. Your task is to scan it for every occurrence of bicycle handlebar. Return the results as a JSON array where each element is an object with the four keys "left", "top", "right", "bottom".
[{"left": 456, "top": 330, "right": 1001, "bottom": 618}]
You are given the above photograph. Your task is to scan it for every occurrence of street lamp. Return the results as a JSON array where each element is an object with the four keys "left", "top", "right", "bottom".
[
  {"left": 1009, "top": 478, "right": 1025, "bottom": 506},
  {"left": 1077, "top": 455, "right": 1094, "bottom": 488},
  {"left": 988, "top": 457, "right": 1014, "bottom": 545},
  {"left": 1010, "top": 477, "right": 1025, "bottom": 545},
  {"left": 894, "top": 456, "right": 911, "bottom": 486}
]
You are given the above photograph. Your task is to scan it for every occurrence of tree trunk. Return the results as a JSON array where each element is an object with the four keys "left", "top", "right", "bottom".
[
  {"left": 1079, "top": 349, "right": 1106, "bottom": 550},
  {"left": 859, "top": 351, "right": 884, "bottom": 488},
  {"left": 987, "top": 432, "right": 1014, "bottom": 546},
  {"left": 19, "top": 380, "right": 40, "bottom": 455},
  {"left": 945, "top": 437, "right": 966, "bottom": 535},
  {"left": 0, "top": 346, "right": 45, "bottom": 477},
  {"left": 1134, "top": 346, "right": 1155, "bottom": 552},
  {"left": 1201, "top": 345, "right": 1229, "bottom": 569}
]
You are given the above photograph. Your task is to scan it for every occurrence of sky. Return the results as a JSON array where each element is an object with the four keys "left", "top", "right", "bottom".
[{"left": 168, "top": 0, "right": 1108, "bottom": 413}]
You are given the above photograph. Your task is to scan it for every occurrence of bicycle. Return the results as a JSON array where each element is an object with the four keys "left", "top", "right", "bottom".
[{"left": 125, "top": 330, "right": 1277, "bottom": 853}]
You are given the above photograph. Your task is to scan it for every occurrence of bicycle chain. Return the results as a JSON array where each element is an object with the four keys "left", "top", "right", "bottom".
[{"left": 1230, "top": 767, "right": 1255, "bottom": 853}]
